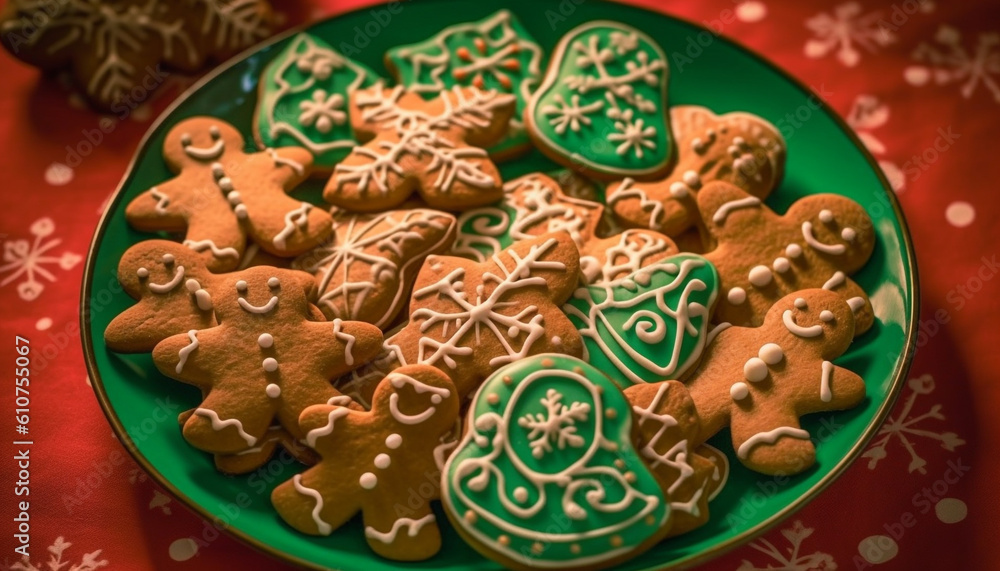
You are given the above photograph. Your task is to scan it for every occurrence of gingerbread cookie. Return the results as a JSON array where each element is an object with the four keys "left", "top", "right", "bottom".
[
  {"left": 0, "top": 0, "right": 271, "bottom": 110},
  {"left": 255, "top": 33, "right": 381, "bottom": 171},
  {"left": 442, "top": 354, "right": 670, "bottom": 571},
  {"left": 607, "top": 105, "right": 785, "bottom": 237},
  {"left": 324, "top": 82, "right": 516, "bottom": 212},
  {"left": 526, "top": 21, "right": 673, "bottom": 181},
  {"left": 127, "top": 117, "right": 329, "bottom": 271},
  {"left": 272, "top": 365, "right": 459, "bottom": 561},
  {"left": 385, "top": 9, "right": 543, "bottom": 158},
  {"left": 174, "top": 412, "right": 320, "bottom": 475},
  {"left": 293, "top": 207, "right": 457, "bottom": 329},
  {"left": 697, "top": 182, "right": 875, "bottom": 334},
  {"left": 564, "top": 254, "right": 719, "bottom": 387},
  {"left": 685, "top": 289, "right": 866, "bottom": 475},
  {"left": 151, "top": 266, "right": 382, "bottom": 453}
]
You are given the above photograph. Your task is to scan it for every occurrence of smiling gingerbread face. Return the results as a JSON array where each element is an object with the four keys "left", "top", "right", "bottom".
[
  {"left": 212, "top": 267, "right": 317, "bottom": 322},
  {"left": 163, "top": 118, "right": 246, "bottom": 170}
]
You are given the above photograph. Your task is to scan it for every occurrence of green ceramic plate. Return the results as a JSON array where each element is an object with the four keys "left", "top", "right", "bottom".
[{"left": 81, "top": 1, "right": 918, "bottom": 569}]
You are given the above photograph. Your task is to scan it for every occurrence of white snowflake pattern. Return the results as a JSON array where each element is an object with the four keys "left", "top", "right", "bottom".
[
  {"left": 606, "top": 94, "right": 657, "bottom": 159},
  {"left": 298, "top": 89, "right": 346, "bottom": 133},
  {"left": 863, "top": 374, "right": 965, "bottom": 474},
  {"left": 563, "top": 32, "right": 664, "bottom": 113},
  {"left": 803, "top": 2, "right": 896, "bottom": 67},
  {"left": 149, "top": 489, "right": 173, "bottom": 515},
  {"left": 540, "top": 93, "right": 604, "bottom": 134},
  {"left": 845, "top": 94, "right": 905, "bottom": 192},
  {"left": 517, "top": 388, "right": 591, "bottom": 459},
  {"left": 737, "top": 520, "right": 837, "bottom": 571},
  {"left": 905, "top": 26, "right": 1000, "bottom": 103},
  {"left": 10, "top": 536, "right": 108, "bottom": 571},
  {"left": 0, "top": 218, "right": 81, "bottom": 301},
  {"left": 198, "top": 0, "right": 271, "bottom": 51}
]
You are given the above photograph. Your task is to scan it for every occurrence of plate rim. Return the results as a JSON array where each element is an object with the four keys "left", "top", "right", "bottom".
[{"left": 78, "top": 3, "right": 920, "bottom": 570}]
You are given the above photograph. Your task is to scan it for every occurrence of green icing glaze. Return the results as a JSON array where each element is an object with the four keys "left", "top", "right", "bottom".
[
  {"left": 442, "top": 354, "right": 668, "bottom": 568},
  {"left": 385, "top": 10, "right": 544, "bottom": 157},
  {"left": 255, "top": 33, "right": 381, "bottom": 169},
  {"left": 564, "top": 254, "right": 719, "bottom": 387},
  {"left": 527, "top": 21, "right": 673, "bottom": 177}
]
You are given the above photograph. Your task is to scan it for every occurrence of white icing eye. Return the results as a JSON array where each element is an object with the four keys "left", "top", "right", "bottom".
[
  {"left": 162, "top": 253, "right": 175, "bottom": 264},
  {"left": 236, "top": 280, "right": 248, "bottom": 292},
  {"left": 794, "top": 297, "right": 807, "bottom": 309},
  {"left": 842, "top": 227, "right": 857, "bottom": 241},
  {"left": 185, "top": 279, "right": 200, "bottom": 293},
  {"left": 180, "top": 133, "right": 192, "bottom": 146},
  {"left": 773, "top": 257, "right": 790, "bottom": 273},
  {"left": 669, "top": 182, "right": 689, "bottom": 198},
  {"left": 786, "top": 243, "right": 803, "bottom": 258},
  {"left": 210, "top": 125, "right": 220, "bottom": 139},
  {"left": 820, "top": 310, "right": 835, "bottom": 322},
  {"left": 262, "top": 357, "right": 278, "bottom": 372},
  {"left": 430, "top": 394, "right": 442, "bottom": 404},
  {"left": 819, "top": 209, "right": 834, "bottom": 223},
  {"left": 258, "top": 333, "right": 274, "bottom": 348},
  {"left": 267, "top": 277, "right": 280, "bottom": 288},
  {"left": 137, "top": 267, "right": 149, "bottom": 278}
]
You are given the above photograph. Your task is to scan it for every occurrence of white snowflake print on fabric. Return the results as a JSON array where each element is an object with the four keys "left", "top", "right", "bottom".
[
  {"left": 905, "top": 26, "right": 1000, "bottom": 103},
  {"left": 0, "top": 218, "right": 82, "bottom": 301},
  {"left": 149, "top": 489, "right": 173, "bottom": 515},
  {"left": 517, "top": 388, "right": 591, "bottom": 458},
  {"left": 10, "top": 536, "right": 108, "bottom": 571},
  {"left": 737, "top": 520, "right": 837, "bottom": 571},
  {"left": 845, "top": 94, "right": 905, "bottom": 192},
  {"left": 863, "top": 374, "right": 965, "bottom": 474},
  {"left": 804, "top": 2, "right": 896, "bottom": 67}
]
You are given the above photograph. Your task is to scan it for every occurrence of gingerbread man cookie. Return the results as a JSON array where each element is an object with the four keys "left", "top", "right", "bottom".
[
  {"left": 324, "top": 82, "right": 516, "bottom": 212},
  {"left": 685, "top": 289, "right": 866, "bottom": 475},
  {"left": 126, "top": 117, "right": 328, "bottom": 271},
  {"left": 607, "top": 105, "right": 785, "bottom": 237},
  {"left": 293, "top": 207, "right": 457, "bottom": 329},
  {"left": 152, "top": 266, "right": 382, "bottom": 453},
  {"left": 697, "top": 182, "right": 875, "bottom": 334},
  {"left": 272, "top": 365, "right": 459, "bottom": 561}
]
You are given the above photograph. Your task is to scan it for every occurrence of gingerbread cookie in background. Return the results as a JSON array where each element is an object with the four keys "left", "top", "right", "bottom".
[
  {"left": 293, "top": 207, "right": 457, "bottom": 329},
  {"left": 625, "top": 381, "right": 726, "bottom": 537},
  {"left": 151, "top": 266, "right": 382, "bottom": 454},
  {"left": 385, "top": 9, "right": 543, "bottom": 159},
  {"left": 552, "top": 169, "right": 602, "bottom": 203},
  {"left": 526, "top": 21, "right": 673, "bottom": 181},
  {"left": 685, "top": 289, "right": 866, "bottom": 475},
  {"left": 607, "top": 105, "right": 786, "bottom": 240},
  {"left": 255, "top": 33, "right": 382, "bottom": 172},
  {"left": 697, "top": 181, "right": 875, "bottom": 334},
  {"left": 272, "top": 365, "right": 459, "bottom": 561},
  {"left": 442, "top": 354, "right": 670, "bottom": 571},
  {"left": 126, "top": 118, "right": 330, "bottom": 271},
  {"left": 324, "top": 82, "right": 516, "bottom": 212},
  {"left": 452, "top": 173, "right": 679, "bottom": 284},
  {"left": 0, "top": 0, "right": 272, "bottom": 111},
  {"left": 564, "top": 254, "right": 719, "bottom": 387}
]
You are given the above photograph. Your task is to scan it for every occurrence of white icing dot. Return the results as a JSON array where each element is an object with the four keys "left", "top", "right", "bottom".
[
  {"left": 513, "top": 487, "right": 529, "bottom": 503},
  {"left": 236, "top": 280, "right": 248, "bottom": 292},
  {"left": 168, "top": 538, "right": 199, "bottom": 561},
  {"left": 773, "top": 257, "right": 790, "bottom": 273},
  {"left": 786, "top": 243, "right": 803, "bottom": 258},
  {"left": 218, "top": 177, "right": 234, "bottom": 191},
  {"left": 35, "top": 317, "right": 52, "bottom": 331},
  {"left": 386, "top": 434, "right": 402, "bottom": 449},
  {"left": 858, "top": 535, "right": 898, "bottom": 565},
  {"left": 758, "top": 343, "right": 783, "bottom": 365},
  {"left": 819, "top": 209, "right": 834, "bottom": 223},
  {"left": 744, "top": 357, "right": 769, "bottom": 382},
  {"left": 841, "top": 227, "right": 857, "bottom": 241},
  {"left": 359, "top": 472, "right": 377, "bottom": 489},
  {"left": 945, "top": 201, "right": 975, "bottom": 227},
  {"left": 268, "top": 276, "right": 280, "bottom": 288},
  {"left": 935, "top": 498, "right": 968, "bottom": 524},
  {"left": 795, "top": 297, "right": 807, "bottom": 309},
  {"left": 227, "top": 191, "right": 241, "bottom": 205},
  {"left": 258, "top": 333, "right": 273, "bottom": 348},
  {"left": 162, "top": 254, "right": 175, "bottom": 264},
  {"left": 211, "top": 163, "right": 224, "bottom": 177},
  {"left": 262, "top": 357, "right": 278, "bottom": 372},
  {"left": 507, "top": 325, "right": 519, "bottom": 338},
  {"left": 185, "top": 278, "right": 200, "bottom": 293},
  {"left": 748, "top": 265, "right": 773, "bottom": 287},
  {"left": 728, "top": 287, "right": 747, "bottom": 305},
  {"left": 551, "top": 336, "right": 562, "bottom": 345},
  {"left": 669, "top": 182, "right": 689, "bottom": 198},
  {"left": 682, "top": 170, "right": 701, "bottom": 188},
  {"left": 265, "top": 383, "right": 281, "bottom": 398},
  {"left": 735, "top": 1, "right": 767, "bottom": 23},
  {"left": 730, "top": 382, "right": 750, "bottom": 400},
  {"left": 235, "top": 204, "right": 248, "bottom": 219},
  {"left": 374, "top": 453, "right": 391, "bottom": 469},
  {"left": 431, "top": 394, "right": 442, "bottom": 404},
  {"left": 820, "top": 310, "right": 834, "bottom": 322},
  {"left": 137, "top": 267, "right": 149, "bottom": 278},
  {"left": 44, "top": 162, "right": 74, "bottom": 186}
]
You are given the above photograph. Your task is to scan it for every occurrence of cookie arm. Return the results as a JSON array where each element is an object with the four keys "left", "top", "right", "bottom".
[
  {"left": 311, "top": 320, "right": 384, "bottom": 380},
  {"left": 827, "top": 276, "right": 874, "bottom": 335},
  {"left": 125, "top": 177, "right": 190, "bottom": 232},
  {"left": 152, "top": 328, "right": 217, "bottom": 387},
  {"left": 270, "top": 146, "right": 315, "bottom": 188}
]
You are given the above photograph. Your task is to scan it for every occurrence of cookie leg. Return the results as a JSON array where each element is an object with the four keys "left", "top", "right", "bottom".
[
  {"left": 362, "top": 499, "right": 442, "bottom": 561},
  {"left": 182, "top": 390, "right": 273, "bottom": 454},
  {"left": 272, "top": 468, "right": 360, "bottom": 536},
  {"left": 729, "top": 414, "right": 816, "bottom": 476}
]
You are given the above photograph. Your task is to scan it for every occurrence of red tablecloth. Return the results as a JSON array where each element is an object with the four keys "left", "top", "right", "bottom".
[{"left": 2, "top": 0, "right": 997, "bottom": 569}]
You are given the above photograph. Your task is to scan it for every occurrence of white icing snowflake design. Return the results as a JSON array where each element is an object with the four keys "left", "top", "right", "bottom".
[
  {"left": 517, "top": 388, "right": 591, "bottom": 458},
  {"left": 737, "top": 520, "right": 836, "bottom": 571},
  {"left": 0, "top": 217, "right": 82, "bottom": 301},
  {"left": 905, "top": 25, "right": 1000, "bottom": 103},
  {"left": 298, "top": 90, "right": 346, "bottom": 134},
  {"left": 541, "top": 93, "right": 604, "bottom": 134},
  {"left": 863, "top": 374, "right": 965, "bottom": 474},
  {"left": 10, "top": 536, "right": 108, "bottom": 571},
  {"left": 803, "top": 2, "right": 896, "bottom": 67},
  {"left": 606, "top": 96, "right": 657, "bottom": 159},
  {"left": 845, "top": 94, "right": 905, "bottom": 191}
]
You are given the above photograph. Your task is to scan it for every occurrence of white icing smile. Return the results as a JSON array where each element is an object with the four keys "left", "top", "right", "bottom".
[
  {"left": 782, "top": 310, "right": 823, "bottom": 338},
  {"left": 181, "top": 126, "right": 225, "bottom": 160},
  {"left": 147, "top": 265, "right": 185, "bottom": 294},
  {"left": 801, "top": 221, "right": 846, "bottom": 255},
  {"left": 238, "top": 295, "right": 278, "bottom": 314}
]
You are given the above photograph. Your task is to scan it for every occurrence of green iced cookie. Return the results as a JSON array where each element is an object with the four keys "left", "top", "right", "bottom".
[
  {"left": 442, "top": 354, "right": 669, "bottom": 570},
  {"left": 564, "top": 254, "right": 719, "bottom": 387},
  {"left": 255, "top": 33, "right": 381, "bottom": 170}
]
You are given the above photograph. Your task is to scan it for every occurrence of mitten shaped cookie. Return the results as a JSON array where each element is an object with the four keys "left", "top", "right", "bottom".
[
  {"left": 324, "top": 82, "right": 516, "bottom": 212},
  {"left": 685, "top": 289, "right": 866, "bottom": 475},
  {"left": 698, "top": 182, "right": 875, "bottom": 334},
  {"left": 127, "top": 118, "right": 328, "bottom": 271},
  {"left": 607, "top": 106, "right": 785, "bottom": 237},
  {"left": 272, "top": 365, "right": 459, "bottom": 561},
  {"left": 152, "top": 266, "right": 382, "bottom": 453}
]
